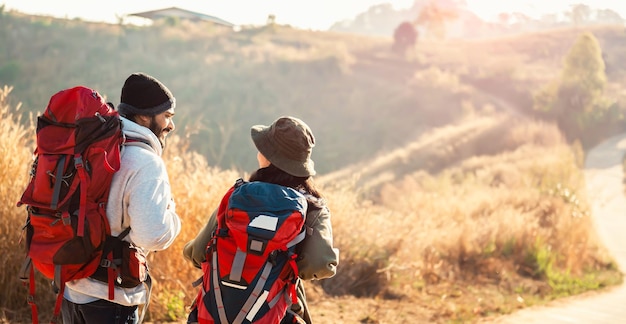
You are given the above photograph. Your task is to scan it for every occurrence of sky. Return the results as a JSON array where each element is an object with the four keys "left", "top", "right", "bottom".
[{"left": 1, "top": 1, "right": 625, "bottom": 30}]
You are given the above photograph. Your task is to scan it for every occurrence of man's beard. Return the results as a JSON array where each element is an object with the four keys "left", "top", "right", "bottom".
[{"left": 149, "top": 118, "right": 168, "bottom": 149}]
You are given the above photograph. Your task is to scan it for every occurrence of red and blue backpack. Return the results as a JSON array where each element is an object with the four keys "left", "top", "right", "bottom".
[{"left": 189, "top": 178, "right": 308, "bottom": 324}]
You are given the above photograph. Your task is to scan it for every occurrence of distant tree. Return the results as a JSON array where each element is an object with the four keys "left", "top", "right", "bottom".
[
  {"left": 415, "top": 2, "right": 458, "bottom": 39},
  {"left": 267, "top": 14, "right": 276, "bottom": 25},
  {"left": 596, "top": 9, "right": 624, "bottom": 24},
  {"left": 511, "top": 12, "right": 531, "bottom": 25},
  {"left": 566, "top": 4, "right": 592, "bottom": 27},
  {"left": 534, "top": 32, "right": 609, "bottom": 138},
  {"left": 115, "top": 14, "right": 125, "bottom": 26},
  {"left": 392, "top": 21, "right": 418, "bottom": 54},
  {"left": 497, "top": 13, "right": 510, "bottom": 25}
]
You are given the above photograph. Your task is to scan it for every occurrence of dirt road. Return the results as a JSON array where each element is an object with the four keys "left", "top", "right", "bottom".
[{"left": 490, "top": 133, "right": 626, "bottom": 323}]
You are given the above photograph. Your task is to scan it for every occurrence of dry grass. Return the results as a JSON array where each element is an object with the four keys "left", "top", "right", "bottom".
[
  {"left": 312, "top": 115, "right": 620, "bottom": 322},
  {"left": 0, "top": 89, "right": 622, "bottom": 323},
  {"left": 0, "top": 86, "right": 43, "bottom": 322},
  {"left": 375, "top": 143, "right": 599, "bottom": 282}
]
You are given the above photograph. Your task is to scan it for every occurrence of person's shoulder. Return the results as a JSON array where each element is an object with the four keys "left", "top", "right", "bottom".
[
  {"left": 302, "top": 192, "right": 318, "bottom": 204},
  {"left": 121, "top": 145, "right": 164, "bottom": 171},
  {"left": 305, "top": 195, "right": 327, "bottom": 213}
]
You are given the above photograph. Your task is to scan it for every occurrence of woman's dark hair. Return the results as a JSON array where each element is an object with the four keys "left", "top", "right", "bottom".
[{"left": 249, "top": 164, "right": 322, "bottom": 200}]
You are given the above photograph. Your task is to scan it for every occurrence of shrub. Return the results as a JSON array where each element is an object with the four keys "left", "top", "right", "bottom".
[{"left": 392, "top": 21, "right": 418, "bottom": 54}]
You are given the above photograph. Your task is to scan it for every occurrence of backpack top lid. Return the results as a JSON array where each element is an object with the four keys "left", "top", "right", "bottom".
[
  {"left": 224, "top": 181, "right": 308, "bottom": 255},
  {"left": 44, "top": 86, "right": 116, "bottom": 124},
  {"left": 229, "top": 181, "right": 307, "bottom": 214},
  {"left": 36, "top": 86, "right": 121, "bottom": 159}
]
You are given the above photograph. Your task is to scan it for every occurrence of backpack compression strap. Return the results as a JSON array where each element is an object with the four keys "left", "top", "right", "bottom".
[
  {"left": 213, "top": 230, "right": 307, "bottom": 324},
  {"left": 99, "top": 227, "right": 132, "bottom": 300},
  {"left": 20, "top": 259, "right": 39, "bottom": 324},
  {"left": 49, "top": 155, "right": 66, "bottom": 210},
  {"left": 74, "top": 155, "right": 90, "bottom": 237},
  {"left": 209, "top": 250, "right": 279, "bottom": 324}
]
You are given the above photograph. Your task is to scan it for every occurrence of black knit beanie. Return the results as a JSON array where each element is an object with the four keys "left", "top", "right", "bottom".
[{"left": 117, "top": 72, "right": 176, "bottom": 116}]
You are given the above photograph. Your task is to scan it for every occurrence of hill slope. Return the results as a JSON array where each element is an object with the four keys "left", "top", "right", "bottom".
[{"left": 2, "top": 11, "right": 625, "bottom": 174}]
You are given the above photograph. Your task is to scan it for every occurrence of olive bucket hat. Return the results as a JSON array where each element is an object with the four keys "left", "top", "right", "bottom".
[{"left": 251, "top": 116, "right": 316, "bottom": 177}]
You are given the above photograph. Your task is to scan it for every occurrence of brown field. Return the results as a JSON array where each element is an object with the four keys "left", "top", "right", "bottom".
[{"left": 1, "top": 83, "right": 622, "bottom": 323}]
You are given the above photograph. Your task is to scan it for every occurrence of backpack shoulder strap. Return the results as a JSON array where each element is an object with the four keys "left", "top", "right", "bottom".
[
  {"left": 215, "top": 179, "right": 243, "bottom": 231},
  {"left": 117, "top": 227, "right": 131, "bottom": 240},
  {"left": 123, "top": 136, "right": 153, "bottom": 151}
]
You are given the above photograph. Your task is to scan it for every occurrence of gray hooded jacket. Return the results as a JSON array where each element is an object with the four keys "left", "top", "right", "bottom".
[{"left": 65, "top": 117, "right": 181, "bottom": 306}]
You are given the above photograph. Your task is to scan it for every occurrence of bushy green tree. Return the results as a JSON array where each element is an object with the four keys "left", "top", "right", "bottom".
[
  {"left": 534, "top": 32, "right": 609, "bottom": 138},
  {"left": 559, "top": 32, "right": 607, "bottom": 115}
]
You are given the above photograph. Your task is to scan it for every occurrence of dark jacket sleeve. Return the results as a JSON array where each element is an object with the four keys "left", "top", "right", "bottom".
[
  {"left": 296, "top": 204, "right": 339, "bottom": 280},
  {"left": 183, "top": 209, "right": 217, "bottom": 269}
]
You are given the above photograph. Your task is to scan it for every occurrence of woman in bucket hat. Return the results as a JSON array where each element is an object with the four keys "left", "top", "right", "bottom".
[{"left": 183, "top": 116, "right": 339, "bottom": 323}]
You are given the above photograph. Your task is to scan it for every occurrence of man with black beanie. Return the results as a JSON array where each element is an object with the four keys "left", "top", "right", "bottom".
[
  {"left": 117, "top": 72, "right": 177, "bottom": 148},
  {"left": 62, "top": 73, "right": 182, "bottom": 324}
]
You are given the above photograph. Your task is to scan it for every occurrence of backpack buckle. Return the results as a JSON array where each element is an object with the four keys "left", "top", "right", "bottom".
[
  {"left": 26, "top": 295, "right": 35, "bottom": 305},
  {"left": 74, "top": 156, "right": 84, "bottom": 168},
  {"left": 268, "top": 250, "right": 278, "bottom": 266},
  {"left": 61, "top": 212, "right": 71, "bottom": 226},
  {"left": 50, "top": 280, "right": 60, "bottom": 294},
  {"left": 100, "top": 259, "right": 113, "bottom": 268}
]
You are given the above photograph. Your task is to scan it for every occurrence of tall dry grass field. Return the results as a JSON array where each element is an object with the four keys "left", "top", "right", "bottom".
[
  {"left": 0, "top": 87, "right": 53, "bottom": 321},
  {"left": 311, "top": 118, "right": 621, "bottom": 321},
  {"left": 0, "top": 86, "right": 622, "bottom": 323}
]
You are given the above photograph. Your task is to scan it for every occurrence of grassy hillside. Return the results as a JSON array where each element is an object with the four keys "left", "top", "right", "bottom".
[
  {"left": 0, "top": 11, "right": 472, "bottom": 175},
  {"left": 3, "top": 11, "right": 624, "bottom": 174},
  {"left": 1, "top": 86, "right": 621, "bottom": 323}
]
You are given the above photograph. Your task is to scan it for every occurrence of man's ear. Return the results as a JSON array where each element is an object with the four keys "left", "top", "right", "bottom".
[{"left": 135, "top": 114, "right": 151, "bottom": 127}]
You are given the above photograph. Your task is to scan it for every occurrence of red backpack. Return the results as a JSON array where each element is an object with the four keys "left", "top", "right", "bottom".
[
  {"left": 16, "top": 86, "right": 123, "bottom": 323},
  {"left": 189, "top": 179, "right": 308, "bottom": 324}
]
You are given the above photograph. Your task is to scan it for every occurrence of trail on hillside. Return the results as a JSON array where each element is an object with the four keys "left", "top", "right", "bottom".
[
  {"left": 485, "top": 133, "right": 626, "bottom": 323},
  {"left": 319, "top": 51, "right": 527, "bottom": 192},
  {"left": 317, "top": 115, "right": 502, "bottom": 189},
  {"left": 327, "top": 51, "right": 626, "bottom": 322}
]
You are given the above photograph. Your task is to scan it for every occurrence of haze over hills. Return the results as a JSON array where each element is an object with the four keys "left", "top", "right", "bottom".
[
  {"left": 330, "top": 0, "right": 626, "bottom": 38},
  {"left": 0, "top": 8, "right": 624, "bottom": 176}
]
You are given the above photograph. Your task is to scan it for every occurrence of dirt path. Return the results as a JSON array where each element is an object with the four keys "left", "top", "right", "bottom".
[{"left": 487, "top": 133, "right": 626, "bottom": 323}]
